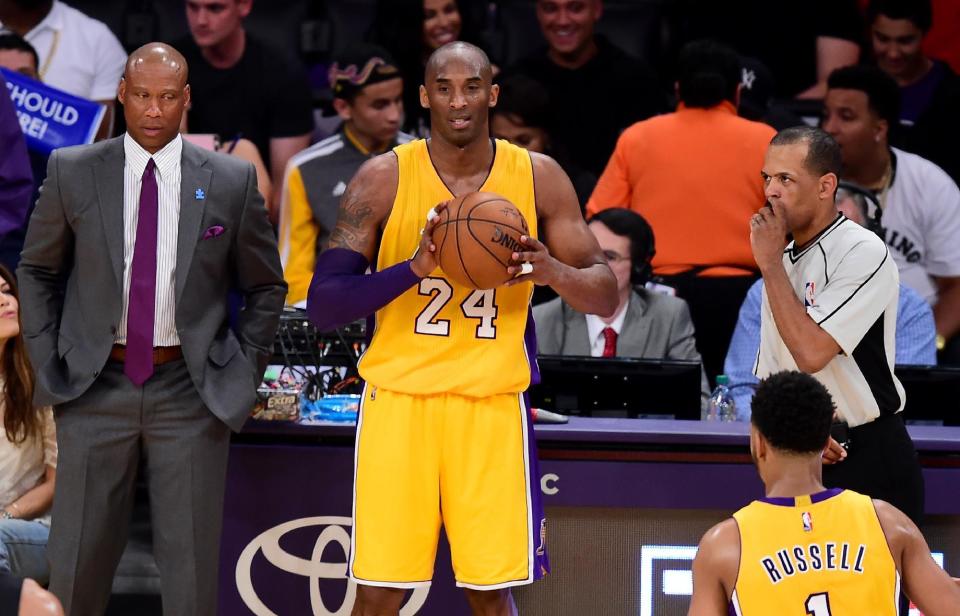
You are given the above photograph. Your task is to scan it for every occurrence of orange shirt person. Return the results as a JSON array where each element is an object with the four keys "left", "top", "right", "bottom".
[
  {"left": 587, "top": 45, "right": 774, "bottom": 277},
  {"left": 587, "top": 40, "right": 775, "bottom": 382}
]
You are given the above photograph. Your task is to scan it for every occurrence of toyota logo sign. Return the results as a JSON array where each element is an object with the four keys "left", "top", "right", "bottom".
[{"left": 236, "top": 516, "right": 430, "bottom": 615}]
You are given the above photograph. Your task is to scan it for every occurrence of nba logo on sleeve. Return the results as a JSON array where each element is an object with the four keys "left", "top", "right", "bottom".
[
  {"left": 802, "top": 511, "right": 813, "bottom": 532},
  {"left": 804, "top": 282, "right": 817, "bottom": 307}
]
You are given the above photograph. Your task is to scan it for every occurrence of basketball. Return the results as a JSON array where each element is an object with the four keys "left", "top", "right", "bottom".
[{"left": 432, "top": 191, "right": 530, "bottom": 290}]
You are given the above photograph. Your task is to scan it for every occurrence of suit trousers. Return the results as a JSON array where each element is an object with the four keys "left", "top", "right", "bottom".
[{"left": 47, "top": 358, "right": 231, "bottom": 616}]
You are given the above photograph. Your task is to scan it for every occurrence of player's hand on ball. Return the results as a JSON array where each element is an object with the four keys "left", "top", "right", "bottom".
[
  {"left": 506, "top": 235, "right": 558, "bottom": 287},
  {"left": 411, "top": 200, "right": 449, "bottom": 278},
  {"left": 750, "top": 201, "right": 790, "bottom": 271}
]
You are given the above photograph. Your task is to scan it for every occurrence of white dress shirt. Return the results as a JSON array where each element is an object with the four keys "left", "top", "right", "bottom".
[
  {"left": 584, "top": 300, "right": 629, "bottom": 357},
  {"left": 116, "top": 133, "right": 182, "bottom": 347},
  {"left": 0, "top": 1, "right": 127, "bottom": 101}
]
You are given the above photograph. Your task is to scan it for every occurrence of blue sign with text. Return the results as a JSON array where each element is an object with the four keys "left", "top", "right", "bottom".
[{"left": 1, "top": 67, "right": 105, "bottom": 155}]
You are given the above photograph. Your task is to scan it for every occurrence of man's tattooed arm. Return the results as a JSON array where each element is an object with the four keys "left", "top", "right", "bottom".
[{"left": 326, "top": 154, "right": 399, "bottom": 260}]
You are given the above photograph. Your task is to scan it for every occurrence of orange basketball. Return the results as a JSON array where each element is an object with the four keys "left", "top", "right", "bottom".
[{"left": 432, "top": 191, "right": 530, "bottom": 290}]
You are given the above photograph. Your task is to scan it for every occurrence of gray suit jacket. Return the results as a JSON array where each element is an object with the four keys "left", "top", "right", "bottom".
[
  {"left": 533, "top": 289, "right": 710, "bottom": 396},
  {"left": 17, "top": 137, "right": 286, "bottom": 431}
]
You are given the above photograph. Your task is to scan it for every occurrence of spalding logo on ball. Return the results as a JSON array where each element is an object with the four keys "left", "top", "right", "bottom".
[{"left": 432, "top": 191, "right": 530, "bottom": 290}]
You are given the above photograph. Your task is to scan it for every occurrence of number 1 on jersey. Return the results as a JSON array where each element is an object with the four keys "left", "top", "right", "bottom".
[
  {"left": 805, "top": 592, "right": 832, "bottom": 616},
  {"left": 415, "top": 278, "right": 498, "bottom": 339}
]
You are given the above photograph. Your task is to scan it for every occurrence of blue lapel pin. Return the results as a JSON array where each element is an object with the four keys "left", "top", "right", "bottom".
[{"left": 195, "top": 188, "right": 206, "bottom": 200}]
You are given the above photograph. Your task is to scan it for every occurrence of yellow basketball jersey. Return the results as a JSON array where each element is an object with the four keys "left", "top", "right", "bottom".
[
  {"left": 358, "top": 139, "right": 538, "bottom": 397},
  {"left": 732, "top": 489, "right": 899, "bottom": 615}
]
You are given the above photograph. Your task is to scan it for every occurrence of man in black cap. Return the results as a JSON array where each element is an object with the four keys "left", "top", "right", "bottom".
[{"left": 278, "top": 44, "right": 411, "bottom": 306}]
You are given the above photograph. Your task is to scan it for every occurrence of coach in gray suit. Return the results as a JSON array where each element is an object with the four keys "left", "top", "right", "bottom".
[
  {"left": 534, "top": 209, "right": 710, "bottom": 396},
  {"left": 17, "top": 43, "right": 285, "bottom": 615}
]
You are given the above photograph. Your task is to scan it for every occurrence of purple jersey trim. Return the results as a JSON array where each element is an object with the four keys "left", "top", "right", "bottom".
[
  {"left": 307, "top": 247, "right": 420, "bottom": 331},
  {"left": 810, "top": 487, "right": 844, "bottom": 503},
  {"left": 522, "top": 391, "right": 550, "bottom": 580},
  {"left": 758, "top": 487, "right": 844, "bottom": 507},
  {"left": 524, "top": 309, "right": 540, "bottom": 386}
]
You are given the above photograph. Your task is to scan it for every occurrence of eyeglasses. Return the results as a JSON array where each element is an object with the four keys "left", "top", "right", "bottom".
[{"left": 602, "top": 250, "right": 629, "bottom": 263}]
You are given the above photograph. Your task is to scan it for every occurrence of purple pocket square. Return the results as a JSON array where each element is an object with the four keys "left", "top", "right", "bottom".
[{"left": 202, "top": 225, "right": 225, "bottom": 240}]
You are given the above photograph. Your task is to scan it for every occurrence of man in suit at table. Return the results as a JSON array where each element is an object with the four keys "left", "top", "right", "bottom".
[
  {"left": 16, "top": 43, "right": 285, "bottom": 615},
  {"left": 533, "top": 208, "right": 710, "bottom": 396}
]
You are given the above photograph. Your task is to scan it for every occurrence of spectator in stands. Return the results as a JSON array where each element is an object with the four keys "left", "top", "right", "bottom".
[
  {"left": 534, "top": 208, "right": 710, "bottom": 397},
  {"left": 675, "top": 0, "right": 862, "bottom": 99},
  {"left": 503, "top": 0, "right": 666, "bottom": 175},
  {"left": 0, "top": 265, "right": 56, "bottom": 585},
  {"left": 587, "top": 40, "right": 775, "bottom": 383},
  {"left": 0, "top": 32, "right": 36, "bottom": 79},
  {"left": 866, "top": 0, "right": 960, "bottom": 183},
  {"left": 0, "top": 70, "right": 32, "bottom": 273},
  {"left": 0, "top": 0, "right": 126, "bottom": 138},
  {"left": 279, "top": 44, "right": 410, "bottom": 307},
  {"left": 368, "top": 0, "right": 488, "bottom": 136},
  {"left": 736, "top": 55, "right": 805, "bottom": 130},
  {"left": 178, "top": 0, "right": 313, "bottom": 217},
  {"left": 0, "top": 34, "right": 56, "bottom": 272},
  {"left": 724, "top": 183, "right": 937, "bottom": 417},
  {"left": 491, "top": 73, "right": 596, "bottom": 208},
  {"left": 822, "top": 65, "right": 960, "bottom": 364}
]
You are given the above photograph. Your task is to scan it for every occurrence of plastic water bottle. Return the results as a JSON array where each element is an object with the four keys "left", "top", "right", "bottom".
[{"left": 705, "top": 375, "right": 737, "bottom": 422}]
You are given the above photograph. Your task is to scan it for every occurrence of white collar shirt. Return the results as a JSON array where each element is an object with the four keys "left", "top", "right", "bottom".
[
  {"left": 0, "top": 1, "right": 127, "bottom": 100},
  {"left": 117, "top": 132, "right": 182, "bottom": 347},
  {"left": 585, "top": 299, "right": 629, "bottom": 357}
]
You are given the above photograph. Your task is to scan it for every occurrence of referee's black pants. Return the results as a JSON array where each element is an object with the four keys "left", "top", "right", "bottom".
[{"left": 822, "top": 413, "right": 924, "bottom": 527}]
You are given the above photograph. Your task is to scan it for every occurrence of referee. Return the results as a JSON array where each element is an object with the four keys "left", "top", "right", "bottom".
[{"left": 750, "top": 126, "right": 923, "bottom": 526}]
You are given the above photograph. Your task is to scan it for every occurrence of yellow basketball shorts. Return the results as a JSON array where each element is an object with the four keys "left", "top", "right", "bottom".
[{"left": 348, "top": 386, "right": 550, "bottom": 589}]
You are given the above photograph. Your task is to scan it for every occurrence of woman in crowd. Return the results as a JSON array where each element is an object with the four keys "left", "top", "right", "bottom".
[
  {"left": 369, "top": 0, "right": 489, "bottom": 135},
  {"left": 0, "top": 264, "right": 56, "bottom": 584}
]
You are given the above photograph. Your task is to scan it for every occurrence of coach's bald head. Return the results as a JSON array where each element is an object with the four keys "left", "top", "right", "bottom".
[{"left": 118, "top": 43, "right": 191, "bottom": 153}]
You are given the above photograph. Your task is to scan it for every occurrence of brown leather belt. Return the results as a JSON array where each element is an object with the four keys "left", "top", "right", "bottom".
[{"left": 110, "top": 344, "right": 183, "bottom": 365}]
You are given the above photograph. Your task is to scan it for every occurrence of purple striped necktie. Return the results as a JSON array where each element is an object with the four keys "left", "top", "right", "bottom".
[{"left": 124, "top": 158, "right": 158, "bottom": 386}]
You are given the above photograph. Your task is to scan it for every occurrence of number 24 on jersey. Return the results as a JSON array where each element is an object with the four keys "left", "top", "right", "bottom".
[{"left": 415, "top": 277, "right": 498, "bottom": 339}]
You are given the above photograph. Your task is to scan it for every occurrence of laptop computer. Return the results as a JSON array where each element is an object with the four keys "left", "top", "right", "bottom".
[
  {"left": 895, "top": 364, "right": 960, "bottom": 426},
  {"left": 529, "top": 355, "right": 703, "bottom": 420}
]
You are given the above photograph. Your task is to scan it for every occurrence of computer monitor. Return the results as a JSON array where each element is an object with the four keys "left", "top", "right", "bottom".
[
  {"left": 529, "top": 355, "right": 703, "bottom": 420},
  {"left": 895, "top": 364, "right": 960, "bottom": 426}
]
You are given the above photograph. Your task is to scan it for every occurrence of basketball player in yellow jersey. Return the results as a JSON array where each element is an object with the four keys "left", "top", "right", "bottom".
[
  {"left": 688, "top": 371, "right": 960, "bottom": 616},
  {"left": 306, "top": 41, "right": 617, "bottom": 616}
]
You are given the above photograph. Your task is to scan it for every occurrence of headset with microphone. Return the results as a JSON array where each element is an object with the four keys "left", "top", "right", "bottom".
[
  {"left": 589, "top": 208, "right": 657, "bottom": 288},
  {"left": 837, "top": 180, "right": 884, "bottom": 238},
  {"left": 556, "top": 209, "right": 657, "bottom": 352}
]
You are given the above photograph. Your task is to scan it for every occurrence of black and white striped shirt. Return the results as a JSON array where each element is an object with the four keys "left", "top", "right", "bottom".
[{"left": 755, "top": 215, "right": 905, "bottom": 427}]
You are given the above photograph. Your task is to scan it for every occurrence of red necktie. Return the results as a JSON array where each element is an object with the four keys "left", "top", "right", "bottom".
[
  {"left": 601, "top": 327, "right": 617, "bottom": 358},
  {"left": 124, "top": 158, "right": 158, "bottom": 386}
]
